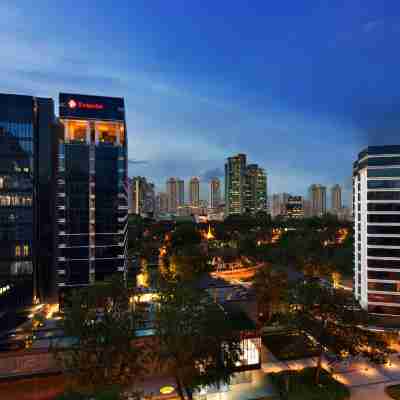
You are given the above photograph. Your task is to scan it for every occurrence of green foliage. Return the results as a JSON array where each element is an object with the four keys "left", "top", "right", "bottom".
[
  {"left": 285, "top": 281, "right": 391, "bottom": 383},
  {"left": 270, "top": 367, "right": 350, "bottom": 400},
  {"left": 252, "top": 266, "right": 288, "bottom": 324},
  {"left": 386, "top": 384, "right": 400, "bottom": 400},
  {"left": 170, "top": 223, "right": 202, "bottom": 250},
  {"left": 262, "top": 332, "right": 319, "bottom": 361},
  {"left": 53, "top": 276, "right": 147, "bottom": 395},
  {"left": 55, "top": 387, "right": 122, "bottom": 400},
  {"left": 155, "top": 282, "right": 241, "bottom": 400}
]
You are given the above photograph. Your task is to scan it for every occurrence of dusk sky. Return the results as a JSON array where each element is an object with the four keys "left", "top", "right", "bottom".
[{"left": 2, "top": 1, "right": 400, "bottom": 204}]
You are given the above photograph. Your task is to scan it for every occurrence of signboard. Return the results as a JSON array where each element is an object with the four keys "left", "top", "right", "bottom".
[{"left": 59, "top": 93, "right": 125, "bottom": 121}]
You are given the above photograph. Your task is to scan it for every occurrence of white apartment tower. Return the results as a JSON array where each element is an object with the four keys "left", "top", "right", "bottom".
[{"left": 354, "top": 146, "right": 400, "bottom": 316}]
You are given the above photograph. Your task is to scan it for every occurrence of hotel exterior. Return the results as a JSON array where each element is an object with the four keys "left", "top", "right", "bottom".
[
  {"left": 56, "top": 94, "right": 128, "bottom": 295},
  {"left": 353, "top": 146, "right": 400, "bottom": 315}
]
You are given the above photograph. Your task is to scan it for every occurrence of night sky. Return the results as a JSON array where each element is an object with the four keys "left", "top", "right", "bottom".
[{"left": 2, "top": 1, "right": 400, "bottom": 204}]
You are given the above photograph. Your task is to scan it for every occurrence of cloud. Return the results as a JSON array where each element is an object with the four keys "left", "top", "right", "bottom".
[
  {"left": 128, "top": 159, "right": 149, "bottom": 166},
  {"left": 363, "top": 19, "right": 384, "bottom": 33},
  {"left": 200, "top": 168, "right": 224, "bottom": 182}
]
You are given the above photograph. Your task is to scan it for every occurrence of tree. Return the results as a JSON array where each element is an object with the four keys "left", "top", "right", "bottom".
[
  {"left": 287, "top": 281, "right": 391, "bottom": 384},
  {"left": 252, "top": 267, "right": 288, "bottom": 325},
  {"left": 54, "top": 277, "right": 147, "bottom": 396},
  {"left": 155, "top": 282, "right": 241, "bottom": 400}
]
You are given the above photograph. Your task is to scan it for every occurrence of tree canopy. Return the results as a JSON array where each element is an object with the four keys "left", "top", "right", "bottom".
[{"left": 155, "top": 282, "right": 241, "bottom": 400}]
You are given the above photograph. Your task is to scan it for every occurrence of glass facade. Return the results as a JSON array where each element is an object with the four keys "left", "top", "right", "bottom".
[
  {"left": 57, "top": 94, "right": 128, "bottom": 291},
  {"left": 0, "top": 94, "right": 56, "bottom": 311}
]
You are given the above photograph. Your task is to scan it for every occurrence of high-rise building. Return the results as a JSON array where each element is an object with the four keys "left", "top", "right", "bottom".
[
  {"left": 285, "top": 196, "right": 304, "bottom": 219},
  {"left": 166, "top": 177, "right": 184, "bottom": 213},
  {"left": 271, "top": 193, "right": 290, "bottom": 218},
  {"left": 303, "top": 199, "right": 312, "bottom": 218},
  {"left": 225, "top": 154, "right": 247, "bottom": 215},
  {"left": 177, "top": 179, "right": 185, "bottom": 207},
  {"left": 309, "top": 184, "right": 327, "bottom": 217},
  {"left": 189, "top": 177, "right": 200, "bottom": 207},
  {"left": 0, "top": 93, "right": 57, "bottom": 310},
  {"left": 166, "top": 178, "right": 177, "bottom": 213},
  {"left": 331, "top": 184, "right": 342, "bottom": 211},
  {"left": 244, "top": 164, "right": 267, "bottom": 213},
  {"left": 225, "top": 154, "right": 267, "bottom": 216},
  {"left": 156, "top": 192, "right": 169, "bottom": 215},
  {"left": 57, "top": 93, "right": 128, "bottom": 294},
  {"left": 353, "top": 146, "right": 400, "bottom": 316},
  {"left": 209, "top": 177, "right": 221, "bottom": 209},
  {"left": 131, "top": 176, "right": 155, "bottom": 216}
]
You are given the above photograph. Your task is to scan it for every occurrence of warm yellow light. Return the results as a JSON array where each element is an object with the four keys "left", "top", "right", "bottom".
[{"left": 159, "top": 386, "right": 175, "bottom": 395}]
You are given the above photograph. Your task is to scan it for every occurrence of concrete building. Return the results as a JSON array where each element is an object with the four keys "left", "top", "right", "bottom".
[
  {"left": 189, "top": 177, "right": 200, "bottom": 207},
  {"left": 131, "top": 176, "right": 155, "bottom": 216},
  {"left": 166, "top": 177, "right": 184, "bottom": 213},
  {"left": 331, "top": 184, "right": 342, "bottom": 211},
  {"left": 309, "top": 184, "right": 327, "bottom": 217},
  {"left": 156, "top": 192, "right": 168, "bottom": 215},
  {"left": 271, "top": 193, "right": 290, "bottom": 219},
  {"left": 353, "top": 146, "right": 400, "bottom": 316},
  {"left": 177, "top": 179, "right": 185, "bottom": 208},
  {"left": 209, "top": 177, "right": 221, "bottom": 209},
  {"left": 285, "top": 196, "right": 304, "bottom": 219}
]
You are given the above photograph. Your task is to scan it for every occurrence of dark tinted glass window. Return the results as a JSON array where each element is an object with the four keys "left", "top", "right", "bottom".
[
  {"left": 368, "top": 282, "right": 400, "bottom": 292},
  {"left": 368, "top": 259, "right": 400, "bottom": 269},
  {"left": 368, "top": 225, "right": 400, "bottom": 234},
  {"left": 368, "top": 214, "right": 400, "bottom": 223},
  {"left": 368, "top": 203, "right": 400, "bottom": 212},
  {"left": 368, "top": 248, "right": 400, "bottom": 258},
  {"left": 368, "top": 237, "right": 400, "bottom": 246},
  {"left": 368, "top": 293, "right": 400, "bottom": 303},
  {"left": 368, "top": 157, "right": 400, "bottom": 166},
  {"left": 368, "top": 191, "right": 400, "bottom": 200},
  {"left": 368, "top": 305, "right": 400, "bottom": 315},
  {"left": 368, "top": 270, "right": 400, "bottom": 280},
  {"left": 368, "top": 168, "right": 400, "bottom": 178},
  {"left": 368, "top": 180, "right": 400, "bottom": 189}
]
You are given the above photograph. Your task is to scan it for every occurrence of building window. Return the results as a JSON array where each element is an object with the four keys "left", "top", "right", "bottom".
[
  {"left": 23, "top": 245, "right": 29, "bottom": 257},
  {"left": 15, "top": 245, "right": 21, "bottom": 257}
]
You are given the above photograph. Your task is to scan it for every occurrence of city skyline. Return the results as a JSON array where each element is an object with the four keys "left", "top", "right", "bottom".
[{"left": 3, "top": 2, "right": 399, "bottom": 203}]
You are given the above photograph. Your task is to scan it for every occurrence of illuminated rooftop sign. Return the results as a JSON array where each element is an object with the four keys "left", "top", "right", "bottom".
[{"left": 60, "top": 93, "right": 124, "bottom": 121}]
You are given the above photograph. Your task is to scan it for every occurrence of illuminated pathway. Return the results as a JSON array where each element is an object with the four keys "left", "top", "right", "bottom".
[{"left": 261, "top": 347, "right": 400, "bottom": 400}]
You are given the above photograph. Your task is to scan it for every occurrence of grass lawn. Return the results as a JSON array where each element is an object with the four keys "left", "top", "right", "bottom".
[
  {"left": 269, "top": 367, "right": 350, "bottom": 400},
  {"left": 386, "top": 384, "right": 400, "bottom": 399},
  {"left": 262, "top": 331, "right": 319, "bottom": 361}
]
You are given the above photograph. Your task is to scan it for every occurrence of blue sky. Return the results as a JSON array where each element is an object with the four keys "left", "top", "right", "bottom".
[{"left": 2, "top": 1, "right": 400, "bottom": 205}]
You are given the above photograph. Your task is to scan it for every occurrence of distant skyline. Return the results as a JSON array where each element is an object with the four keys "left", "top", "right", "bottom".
[{"left": 2, "top": 2, "right": 400, "bottom": 206}]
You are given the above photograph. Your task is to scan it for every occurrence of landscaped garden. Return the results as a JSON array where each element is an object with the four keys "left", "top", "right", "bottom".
[
  {"left": 269, "top": 367, "right": 350, "bottom": 400},
  {"left": 262, "top": 331, "right": 319, "bottom": 361},
  {"left": 386, "top": 384, "right": 400, "bottom": 400}
]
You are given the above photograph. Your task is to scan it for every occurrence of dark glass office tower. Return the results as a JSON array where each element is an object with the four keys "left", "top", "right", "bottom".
[
  {"left": 0, "top": 93, "right": 57, "bottom": 312},
  {"left": 57, "top": 94, "right": 128, "bottom": 294}
]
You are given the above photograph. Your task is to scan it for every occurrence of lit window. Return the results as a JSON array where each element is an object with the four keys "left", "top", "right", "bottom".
[
  {"left": 65, "top": 120, "right": 88, "bottom": 143},
  {"left": 23, "top": 245, "right": 29, "bottom": 257},
  {"left": 0, "top": 177, "right": 3, "bottom": 189},
  {"left": 15, "top": 246, "right": 21, "bottom": 257}
]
